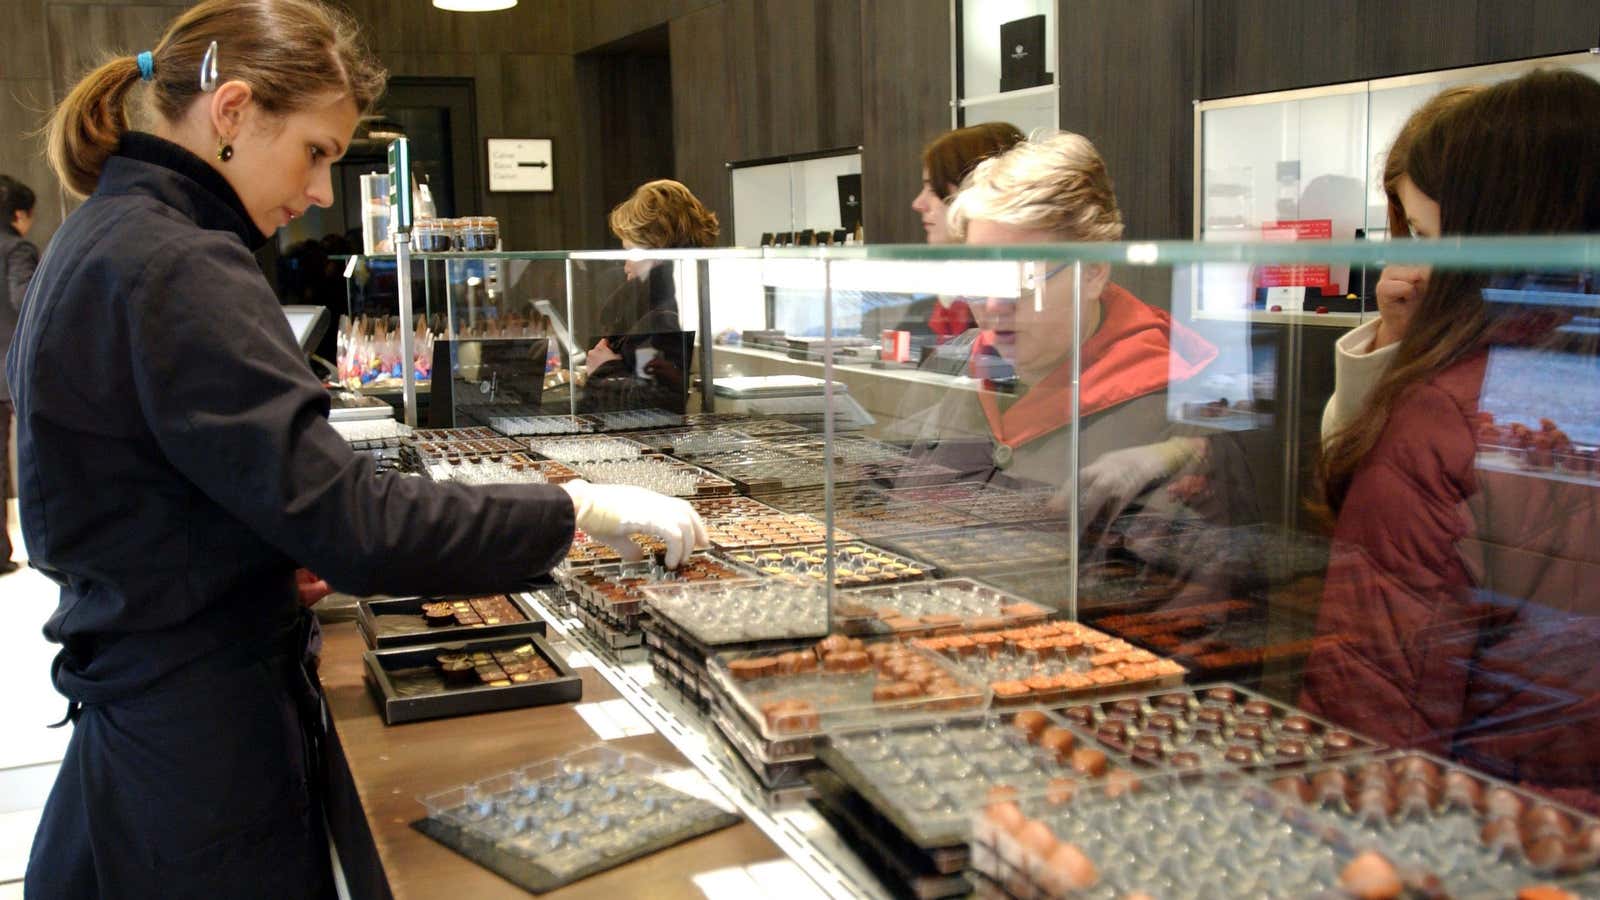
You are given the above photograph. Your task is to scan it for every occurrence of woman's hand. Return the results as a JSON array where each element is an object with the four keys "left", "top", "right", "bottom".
[
  {"left": 586, "top": 338, "right": 620, "bottom": 371},
  {"left": 296, "top": 569, "right": 332, "bottom": 607},
  {"left": 1372, "top": 265, "right": 1427, "bottom": 350}
]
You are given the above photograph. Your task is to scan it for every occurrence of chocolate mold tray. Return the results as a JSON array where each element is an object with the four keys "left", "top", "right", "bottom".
[
  {"left": 831, "top": 578, "right": 1052, "bottom": 638},
  {"left": 1057, "top": 683, "right": 1380, "bottom": 774},
  {"left": 357, "top": 594, "right": 547, "bottom": 649},
  {"left": 808, "top": 770, "right": 975, "bottom": 899},
  {"left": 817, "top": 710, "right": 1143, "bottom": 851},
  {"left": 710, "top": 637, "right": 989, "bottom": 743},
  {"left": 687, "top": 495, "right": 784, "bottom": 522},
  {"left": 722, "top": 541, "right": 932, "bottom": 588},
  {"left": 882, "top": 525, "right": 1073, "bottom": 578},
  {"left": 702, "top": 510, "right": 849, "bottom": 552},
  {"left": 415, "top": 744, "right": 738, "bottom": 893},
  {"left": 570, "top": 455, "right": 736, "bottom": 498},
  {"left": 560, "top": 553, "right": 760, "bottom": 626},
  {"left": 762, "top": 484, "right": 987, "bottom": 539},
  {"left": 640, "top": 578, "right": 830, "bottom": 647},
  {"left": 585, "top": 409, "right": 683, "bottom": 431},
  {"left": 523, "top": 435, "right": 653, "bottom": 462},
  {"left": 485, "top": 414, "right": 597, "bottom": 436},
  {"left": 912, "top": 622, "right": 1187, "bottom": 706},
  {"left": 363, "top": 634, "right": 581, "bottom": 724},
  {"left": 1266, "top": 751, "right": 1600, "bottom": 899},
  {"left": 969, "top": 771, "right": 1366, "bottom": 899}
]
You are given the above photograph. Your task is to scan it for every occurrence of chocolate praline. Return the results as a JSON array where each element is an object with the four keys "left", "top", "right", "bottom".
[
  {"left": 1156, "top": 693, "right": 1191, "bottom": 711},
  {"left": 1170, "top": 751, "right": 1203, "bottom": 769},
  {"left": 1233, "top": 723, "right": 1265, "bottom": 744},
  {"left": 1390, "top": 756, "right": 1442, "bottom": 787},
  {"left": 1485, "top": 786, "right": 1526, "bottom": 821},
  {"left": 1311, "top": 770, "right": 1349, "bottom": 806},
  {"left": 1063, "top": 705, "right": 1095, "bottom": 727},
  {"left": 1109, "top": 699, "right": 1143, "bottom": 719},
  {"left": 1097, "top": 721, "right": 1129, "bottom": 744},
  {"left": 1144, "top": 713, "right": 1177, "bottom": 734},
  {"left": 1480, "top": 816, "right": 1521, "bottom": 850},
  {"left": 1196, "top": 707, "right": 1227, "bottom": 727},
  {"left": 1270, "top": 775, "right": 1314, "bottom": 805},
  {"left": 1524, "top": 835, "right": 1570, "bottom": 871},
  {"left": 1323, "top": 731, "right": 1358, "bottom": 751},
  {"left": 1204, "top": 686, "right": 1238, "bottom": 705},
  {"left": 1280, "top": 715, "right": 1315, "bottom": 735},
  {"left": 1395, "top": 778, "right": 1437, "bottom": 815},
  {"left": 1274, "top": 739, "right": 1309, "bottom": 761},
  {"left": 1522, "top": 805, "right": 1575, "bottom": 842},
  {"left": 1442, "top": 770, "right": 1484, "bottom": 810},
  {"left": 1223, "top": 745, "right": 1256, "bottom": 766},
  {"left": 1132, "top": 735, "right": 1165, "bottom": 758},
  {"left": 1354, "top": 785, "right": 1398, "bottom": 821},
  {"left": 1240, "top": 700, "right": 1274, "bottom": 719}
]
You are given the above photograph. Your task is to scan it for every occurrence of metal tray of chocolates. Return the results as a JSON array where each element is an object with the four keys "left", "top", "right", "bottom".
[
  {"left": 414, "top": 744, "right": 738, "bottom": 893},
  {"left": 1055, "top": 683, "right": 1381, "bottom": 774},
  {"left": 722, "top": 541, "right": 932, "bottom": 588},
  {"left": 830, "top": 578, "right": 1053, "bottom": 637},
  {"left": 709, "top": 635, "right": 989, "bottom": 744},
  {"left": 912, "top": 622, "right": 1187, "bottom": 706},
  {"left": 817, "top": 709, "right": 1144, "bottom": 852},
  {"left": 881, "top": 525, "right": 1073, "bottom": 578},
  {"left": 639, "top": 578, "right": 830, "bottom": 648},
  {"left": 569, "top": 455, "right": 736, "bottom": 498},
  {"left": 1265, "top": 751, "right": 1600, "bottom": 899},
  {"left": 968, "top": 770, "right": 1377, "bottom": 899},
  {"left": 356, "top": 594, "right": 548, "bottom": 649},
  {"left": 410, "top": 428, "right": 529, "bottom": 461},
  {"left": 363, "top": 633, "right": 581, "bottom": 724}
]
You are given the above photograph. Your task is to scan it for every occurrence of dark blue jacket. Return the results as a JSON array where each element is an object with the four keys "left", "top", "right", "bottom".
[{"left": 6, "top": 133, "right": 574, "bottom": 704}]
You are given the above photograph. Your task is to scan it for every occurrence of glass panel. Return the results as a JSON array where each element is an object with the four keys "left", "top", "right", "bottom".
[
  {"left": 960, "top": 90, "right": 1055, "bottom": 136},
  {"left": 730, "top": 153, "right": 863, "bottom": 247}
]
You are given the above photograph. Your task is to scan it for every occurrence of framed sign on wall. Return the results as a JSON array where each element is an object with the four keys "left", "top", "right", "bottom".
[{"left": 487, "top": 138, "right": 554, "bottom": 192}]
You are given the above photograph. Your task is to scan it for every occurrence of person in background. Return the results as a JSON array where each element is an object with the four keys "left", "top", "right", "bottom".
[
  {"left": 582, "top": 179, "right": 719, "bottom": 413},
  {"left": 0, "top": 174, "right": 38, "bottom": 576},
  {"left": 1304, "top": 69, "right": 1600, "bottom": 807},
  {"left": 912, "top": 122, "right": 1024, "bottom": 341},
  {"left": 1320, "top": 84, "right": 1485, "bottom": 440},
  {"left": 11, "top": 3, "right": 704, "bottom": 897}
]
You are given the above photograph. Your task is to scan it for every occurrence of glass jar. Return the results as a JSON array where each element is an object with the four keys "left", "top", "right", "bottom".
[
  {"left": 412, "top": 218, "right": 452, "bottom": 253},
  {"left": 459, "top": 216, "right": 501, "bottom": 252}
]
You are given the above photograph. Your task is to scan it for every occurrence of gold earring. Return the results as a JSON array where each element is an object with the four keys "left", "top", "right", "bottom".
[{"left": 217, "top": 140, "right": 233, "bottom": 163}]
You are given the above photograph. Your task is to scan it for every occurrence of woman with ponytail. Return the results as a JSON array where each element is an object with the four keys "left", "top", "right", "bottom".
[{"left": 11, "top": 3, "right": 704, "bottom": 897}]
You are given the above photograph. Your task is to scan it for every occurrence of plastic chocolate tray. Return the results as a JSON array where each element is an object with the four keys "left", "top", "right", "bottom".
[
  {"left": 585, "top": 409, "right": 683, "bottom": 431},
  {"left": 767, "top": 434, "right": 912, "bottom": 465},
  {"left": 722, "top": 541, "right": 932, "bottom": 588},
  {"left": 701, "top": 510, "right": 850, "bottom": 551},
  {"left": 427, "top": 452, "right": 551, "bottom": 485},
  {"left": 877, "top": 482, "right": 1068, "bottom": 528},
  {"left": 561, "top": 554, "right": 759, "bottom": 628},
  {"left": 882, "top": 525, "right": 1072, "bottom": 578},
  {"left": 818, "top": 710, "right": 1142, "bottom": 851},
  {"left": 485, "top": 414, "right": 597, "bottom": 436},
  {"left": 708, "top": 704, "right": 817, "bottom": 791},
  {"left": 363, "top": 634, "right": 581, "bottom": 724},
  {"left": 968, "top": 771, "right": 1364, "bottom": 898},
  {"left": 356, "top": 594, "right": 547, "bottom": 649},
  {"left": 1116, "top": 520, "right": 1332, "bottom": 589},
  {"left": 704, "top": 455, "right": 833, "bottom": 493},
  {"left": 808, "top": 770, "right": 974, "bottom": 899},
  {"left": 1090, "top": 599, "right": 1332, "bottom": 676},
  {"left": 762, "top": 484, "right": 987, "bottom": 540},
  {"left": 1056, "top": 683, "right": 1379, "bottom": 774},
  {"left": 559, "top": 529, "right": 668, "bottom": 570},
  {"left": 687, "top": 495, "right": 784, "bottom": 523},
  {"left": 1266, "top": 751, "right": 1600, "bottom": 899},
  {"left": 414, "top": 745, "right": 738, "bottom": 893},
  {"left": 913, "top": 622, "right": 1187, "bottom": 706},
  {"left": 410, "top": 428, "right": 528, "bottom": 461},
  {"left": 831, "top": 578, "right": 1053, "bottom": 638},
  {"left": 524, "top": 435, "right": 653, "bottom": 463},
  {"left": 639, "top": 578, "right": 829, "bottom": 647},
  {"left": 570, "top": 455, "right": 736, "bottom": 497},
  {"left": 710, "top": 636, "right": 989, "bottom": 743}
]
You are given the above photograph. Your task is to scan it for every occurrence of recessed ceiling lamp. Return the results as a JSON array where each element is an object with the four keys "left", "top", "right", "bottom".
[{"left": 433, "top": 0, "right": 517, "bottom": 11}]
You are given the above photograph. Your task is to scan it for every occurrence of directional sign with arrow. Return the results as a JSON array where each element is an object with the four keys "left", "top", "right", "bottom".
[{"left": 487, "top": 138, "right": 554, "bottom": 192}]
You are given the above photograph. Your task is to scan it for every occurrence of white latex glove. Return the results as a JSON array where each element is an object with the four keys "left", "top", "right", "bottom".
[
  {"left": 1052, "top": 437, "right": 1202, "bottom": 531},
  {"left": 561, "top": 479, "right": 709, "bottom": 569}
]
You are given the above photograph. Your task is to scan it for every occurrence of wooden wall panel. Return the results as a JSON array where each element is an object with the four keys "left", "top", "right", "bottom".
[
  {"left": 860, "top": 0, "right": 951, "bottom": 245},
  {"left": 572, "top": 0, "right": 719, "bottom": 52},
  {"left": 669, "top": 5, "right": 737, "bottom": 243},
  {"left": 1059, "top": 0, "right": 1195, "bottom": 241}
]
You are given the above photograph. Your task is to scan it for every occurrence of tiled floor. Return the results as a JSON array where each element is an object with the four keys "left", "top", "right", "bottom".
[{"left": 0, "top": 497, "right": 62, "bottom": 889}]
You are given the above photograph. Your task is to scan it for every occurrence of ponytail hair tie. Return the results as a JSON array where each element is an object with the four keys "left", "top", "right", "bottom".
[{"left": 136, "top": 51, "right": 155, "bottom": 82}]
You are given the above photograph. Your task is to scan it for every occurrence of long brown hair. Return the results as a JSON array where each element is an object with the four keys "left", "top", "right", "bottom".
[
  {"left": 608, "top": 179, "right": 720, "bottom": 249},
  {"left": 46, "top": 0, "right": 386, "bottom": 199},
  {"left": 923, "top": 122, "right": 1025, "bottom": 200},
  {"left": 1381, "top": 85, "right": 1485, "bottom": 237},
  {"left": 1320, "top": 68, "right": 1600, "bottom": 513}
]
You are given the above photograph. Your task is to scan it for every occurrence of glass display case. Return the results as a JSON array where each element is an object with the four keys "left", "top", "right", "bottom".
[
  {"left": 729, "top": 149, "right": 864, "bottom": 248},
  {"left": 339, "top": 234, "right": 1600, "bottom": 897}
]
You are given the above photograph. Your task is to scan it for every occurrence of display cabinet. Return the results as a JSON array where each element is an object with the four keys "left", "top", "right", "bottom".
[
  {"left": 330, "top": 234, "right": 1600, "bottom": 898},
  {"left": 953, "top": 0, "right": 1060, "bottom": 135},
  {"left": 729, "top": 149, "right": 864, "bottom": 248}
]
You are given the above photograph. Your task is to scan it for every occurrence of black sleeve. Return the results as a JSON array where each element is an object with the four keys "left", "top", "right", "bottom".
[
  {"left": 6, "top": 239, "right": 38, "bottom": 312},
  {"left": 127, "top": 235, "right": 574, "bottom": 596}
]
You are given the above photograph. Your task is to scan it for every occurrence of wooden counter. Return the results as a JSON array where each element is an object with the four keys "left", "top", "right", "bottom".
[{"left": 317, "top": 621, "right": 783, "bottom": 899}]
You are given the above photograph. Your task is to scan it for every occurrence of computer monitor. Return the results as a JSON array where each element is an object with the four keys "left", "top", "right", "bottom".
[{"left": 282, "top": 305, "right": 330, "bottom": 353}]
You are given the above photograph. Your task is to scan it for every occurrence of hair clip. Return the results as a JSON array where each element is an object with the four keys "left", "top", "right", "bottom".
[{"left": 200, "top": 40, "right": 220, "bottom": 92}]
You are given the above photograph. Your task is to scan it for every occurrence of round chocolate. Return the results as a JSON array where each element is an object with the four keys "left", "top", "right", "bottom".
[
  {"left": 1481, "top": 815, "right": 1521, "bottom": 850},
  {"left": 1103, "top": 768, "right": 1141, "bottom": 799},
  {"left": 1356, "top": 760, "right": 1394, "bottom": 791},
  {"left": 1442, "top": 771, "right": 1484, "bottom": 811},
  {"left": 1323, "top": 731, "right": 1357, "bottom": 751},
  {"left": 1013, "top": 710, "right": 1050, "bottom": 741},
  {"left": 1071, "top": 748, "right": 1109, "bottom": 778},
  {"left": 1354, "top": 784, "right": 1397, "bottom": 821},
  {"left": 1097, "top": 721, "right": 1129, "bottom": 744},
  {"left": 1196, "top": 707, "right": 1227, "bottom": 727},
  {"left": 1522, "top": 805, "right": 1575, "bottom": 842},
  {"left": 1233, "top": 723, "right": 1264, "bottom": 744},
  {"left": 1170, "top": 751, "right": 1203, "bottom": 769},
  {"left": 1063, "top": 705, "right": 1095, "bottom": 727},
  {"left": 1240, "top": 700, "right": 1274, "bottom": 719},
  {"left": 1039, "top": 727, "right": 1077, "bottom": 761},
  {"left": 1312, "top": 770, "right": 1349, "bottom": 806},
  {"left": 1274, "top": 739, "right": 1309, "bottom": 761},
  {"left": 1223, "top": 745, "right": 1256, "bottom": 766},
  {"left": 1485, "top": 786, "right": 1526, "bottom": 822},
  {"left": 1524, "top": 835, "right": 1570, "bottom": 871},
  {"left": 1204, "top": 687, "right": 1238, "bottom": 704},
  {"left": 1395, "top": 778, "right": 1436, "bottom": 815},
  {"left": 1132, "top": 735, "right": 1165, "bottom": 758},
  {"left": 1110, "top": 699, "right": 1143, "bottom": 719},
  {"left": 1156, "top": 693, "right": 1191, "bottom": 711},
  {"left": 1280, "top": 715, "right": 1315, "bottom": 735},
  {"left": 1145, "top": 713, "right": 1177, "bottom": 735},
  {"left": 1391, "top": 756, "right": 1442, "bottom": 787},
  {"left": 1270, "top": 775, "right": 1314, "bottom": 805}
]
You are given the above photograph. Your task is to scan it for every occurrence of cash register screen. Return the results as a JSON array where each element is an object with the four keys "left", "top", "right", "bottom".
[{"left": 282, "top": 305, "right": 329, "bottom": 353}]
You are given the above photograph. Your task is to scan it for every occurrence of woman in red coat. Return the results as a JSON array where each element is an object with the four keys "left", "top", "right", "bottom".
[{"left": 1302, "top": 69, "right": 1600, "bottom": 805}]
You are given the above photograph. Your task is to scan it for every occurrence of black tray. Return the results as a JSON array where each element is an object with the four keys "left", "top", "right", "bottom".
[
  {"left": 363, "top": 634, "right": 582, "bottom": 725},
  {"left": 356, "top": 594, "right": 547, "bottom": 649},
  {"left": 808, "top": 771, "right": 972, "bottom": 899}
]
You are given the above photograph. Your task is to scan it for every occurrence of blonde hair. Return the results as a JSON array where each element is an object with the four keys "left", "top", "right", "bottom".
[
  {"left": 947, "top": 131, "right": 1124, "bottom": 243},
  {"left": 47, "top": 0, "right": 386, "bottom": 199},
  {"left": 608, "top": 179, "right": 720, "bottom": 249}
]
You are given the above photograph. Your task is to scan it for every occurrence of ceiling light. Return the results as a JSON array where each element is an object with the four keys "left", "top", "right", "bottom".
[{"left": 433, "top": 0, "right": 517, "bottom": 11}]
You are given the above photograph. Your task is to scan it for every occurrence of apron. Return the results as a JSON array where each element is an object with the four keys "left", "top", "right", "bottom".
[{"left": 25, "top": 608, "right": 334, "bottom": 900}]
